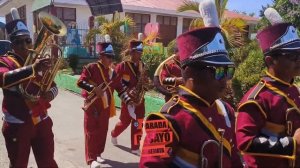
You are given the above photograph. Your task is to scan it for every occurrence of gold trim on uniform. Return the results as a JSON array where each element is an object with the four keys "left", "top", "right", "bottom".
[
  {"left": 178, "top": 99, "right": 232, "bottom": 156},
  {"left": 179, "top": 85, "right": 210, "bottom": 107},
  {"left": 266, "top": 71, "right": 292, "bottom": 87}
]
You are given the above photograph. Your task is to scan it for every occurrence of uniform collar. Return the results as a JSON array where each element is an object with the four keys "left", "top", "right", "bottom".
[
  {"left": 7, "top": 51, "right": 25, "bottom": 64},
  {"left": 98, "top": 60, "right": 109, "bottom": 69},
  {"left": 265, "top": 71, "right": 293, "bottom": 87},
  {"left": 178, "top": 85, "right": 212, "bottom": 107}
]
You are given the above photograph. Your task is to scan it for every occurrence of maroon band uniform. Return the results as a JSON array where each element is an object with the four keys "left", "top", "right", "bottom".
[
  {"left": 77, "top": 41, "right": 117, "bottom": 165},
  {"left": 236, "top": 14, "right": 300, "bottom": 167},
  {"left": 140, "top": 2, "right": 243, "bottom": 166},
  {"left": 1, "top": 19, "right": 58, "bottom": 167},
  {"left": 154, "top": 54, "right": 182, "bottom": 101},
  {"left": 111, "top": 59, "right": 146, "bottom": 150},
  {"left": 140, "top": 86, "right": 242, "bottom": 168}
]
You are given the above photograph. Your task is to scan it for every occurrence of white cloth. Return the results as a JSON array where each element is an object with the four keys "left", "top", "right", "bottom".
[{"left": 127, "top": 104, "right": 136, "bottom": 120}]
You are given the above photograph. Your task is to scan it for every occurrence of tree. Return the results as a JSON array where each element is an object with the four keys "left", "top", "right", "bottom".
[
  {"left": 230, "top": 41, "right": 265, "bottom": 105},
  {"left": 274, "top": 0, "right": 300, "bottom": 28},
  {"left": 177, "top": 0, "right": 248, "bottom": 48},
  {"left": 85, "top": 12, "right": 135, "bottom": 62}
]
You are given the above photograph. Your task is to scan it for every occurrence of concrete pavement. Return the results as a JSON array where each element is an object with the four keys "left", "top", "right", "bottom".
[{"left": 0, "top": 89, "right": 140, "bottom": 168}]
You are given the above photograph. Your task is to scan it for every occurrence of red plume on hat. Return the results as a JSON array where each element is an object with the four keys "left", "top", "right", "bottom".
[
  {"left": 176, "top": 0, "right": 233, "bottom": 67},
  {"left": 257, "top": 8, "right": 300, "bottom": 55}
]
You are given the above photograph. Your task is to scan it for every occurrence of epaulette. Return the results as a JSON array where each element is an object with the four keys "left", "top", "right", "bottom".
[
  {"left": 85, "top": 62, "right": 98, "bottom": 68},
  {"left": 238, "top": 80, "right": 268, "bottom": 119},
  {"left": 247, "top": 80, "right": 266, "bottom": 100},
  {"left": 160, "top": 95, "right": 180, "bottom": 114}
]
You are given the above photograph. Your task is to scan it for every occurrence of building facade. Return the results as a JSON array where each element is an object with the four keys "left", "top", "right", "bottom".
[{"left": 0, "top": 0, "right": 259, "bottom": 53}]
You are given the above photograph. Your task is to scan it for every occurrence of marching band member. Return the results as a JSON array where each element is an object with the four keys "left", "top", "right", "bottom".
[
  {"left": 111, "top": 33, "right": 149, "bottom": 156},
  {"left": 1, "top": 8, "right": 58, "bottom": 167},
  {"left": 153, "top": 43, "right": 183, "bottom": 101},
  {"left": 77, "top": 35, "right": 117, "bottom": 167},
  {"left": 140, "top": 0, "right": 242, "bottom": 167},
  {"left": 236, "top": 8, "right": 300, "bottom": 167}
]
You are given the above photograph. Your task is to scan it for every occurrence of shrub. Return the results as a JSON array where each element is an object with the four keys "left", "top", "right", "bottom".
[{"left": 231, "top": 41, "right": 265, "bottom": 104}]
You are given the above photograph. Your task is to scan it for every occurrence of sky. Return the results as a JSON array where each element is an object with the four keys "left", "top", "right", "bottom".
[
  {"left": 227, "top": 0, "right": 274, "bottom": 16},
  {"left": 0, "top": 0, "right": 274, "bottom": 23}
]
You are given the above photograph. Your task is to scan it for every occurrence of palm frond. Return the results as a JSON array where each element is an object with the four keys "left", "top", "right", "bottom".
[
  {"left": 85, "top": 28, "right": 102, "bottom": 45},
  {"left": 189, "top": 18, "right": 204, "bottom": 30},
  {"left": 143, "top": 32, "right": 159, "bottom": 45},
  {"left": 219, "top": 0, "right": 228, "bottom": 19},
  {"left": 221, "top": 18, "right": 247, "bottom": 47},
  {"left": 95, "top": 16, "right": 108, "bottom": 27},
  {"left": 123, "top": 16, "right": 135, "bottom": 27},
  {"left": 177, "top": 0, "right": 200, "bottom": 13},
  {"left": 221, "top": 18, "right": 247, "bottom": 32}
]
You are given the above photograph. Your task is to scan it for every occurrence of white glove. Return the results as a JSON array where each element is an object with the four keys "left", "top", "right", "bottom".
[{"left": 127, "top": 104, "right": 136, "bottom": 120}]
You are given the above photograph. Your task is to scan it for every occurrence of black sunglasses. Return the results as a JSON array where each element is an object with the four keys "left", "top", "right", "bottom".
[{"left": 13, "top": 38, "right": 32, "bottom": 45}]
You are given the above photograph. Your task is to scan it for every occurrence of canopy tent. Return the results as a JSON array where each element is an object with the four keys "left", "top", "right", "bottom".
[{"left": 86, "top": 0, "right": 123, "bottom": 15}]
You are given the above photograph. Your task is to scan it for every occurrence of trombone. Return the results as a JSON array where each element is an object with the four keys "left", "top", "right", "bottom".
[{"left": 82, "top": 81, "right": 113, "bottom": 111}]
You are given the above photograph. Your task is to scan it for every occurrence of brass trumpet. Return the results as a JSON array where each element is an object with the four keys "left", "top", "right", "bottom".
[
  {"left": 82, "top": 81, "right": 113, "bottom": 111},
  {"left": 18, "top": 12, "right": 67, "bottom": 102},
  {"left": 200, "top": 128, "right": 225, "bottom": 168}
]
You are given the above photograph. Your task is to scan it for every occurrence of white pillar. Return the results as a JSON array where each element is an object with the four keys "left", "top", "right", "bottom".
[
  {"left": 150, "top": 13, "right": 157, "bottom": 23},
  {"left": 119, "top": 12, "right": 126, "bottom": 33},
  {"left": 177, "top": 16, "right": 183, "bottom": 36},
  {"left": 25, "top": 2, "right": 34, "bottom": 38}
]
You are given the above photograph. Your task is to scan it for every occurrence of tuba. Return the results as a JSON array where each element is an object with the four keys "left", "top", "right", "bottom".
[{"left": 18, "top": 12, "right": 67, "bottom": 102}]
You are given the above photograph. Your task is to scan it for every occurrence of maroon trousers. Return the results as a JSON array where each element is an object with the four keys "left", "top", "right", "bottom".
[
  {"left": 2, "top": 117, "right": 57, "bottom": 168},
  {"left": 111, "top": 102, "right": 145, "bottom": 150},
  {"left": 84, "top": 105, "right": 110, "bottom": 165}
]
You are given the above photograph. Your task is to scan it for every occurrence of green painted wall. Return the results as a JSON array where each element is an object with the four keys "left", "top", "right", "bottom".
[{"left": 54, "top": 73, "right": 164, "bottom": 115}]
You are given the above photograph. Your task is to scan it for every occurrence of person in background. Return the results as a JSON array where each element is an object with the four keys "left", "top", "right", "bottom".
[
  {"left": 77, "top": 35, "right": 117, "bottom": 168},
  {"left": 140, "top": 0, "right": 242, "bottom": 167},
  {"left": 1, "top": 8, "right": 58, "bottom": 168},
  {"left": 236, "top": 8, "right": 300, "bottom": 168},
  {"left": 153, "top": 43, "right": 183, "bottom": 102}
]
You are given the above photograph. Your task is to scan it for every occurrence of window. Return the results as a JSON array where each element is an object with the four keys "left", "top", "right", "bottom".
[
  {"left": 156, "top": 15, "right": 177, "bottom": 26},
  {"left": 182, "top": 18, "right": 192, "bottom": 33},
  {"left": 156, "top": 15, "right": 178, "bottom": 46},
  {"left": 18, "top": 5, "right": 26, "bottom": 23},
  {"left": 55, "top": 7, "right": 76, "bottom": 26},
  {"left": 126, "top": 13, "right": 150, "bottom": 34}
]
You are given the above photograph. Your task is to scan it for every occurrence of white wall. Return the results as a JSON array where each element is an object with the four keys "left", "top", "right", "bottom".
[
  {"left": 177, "top": 17, "right": 183, "bottom": 37},
  {"left": 25, "top": 1, "right": 34, "bottom": 39}
]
